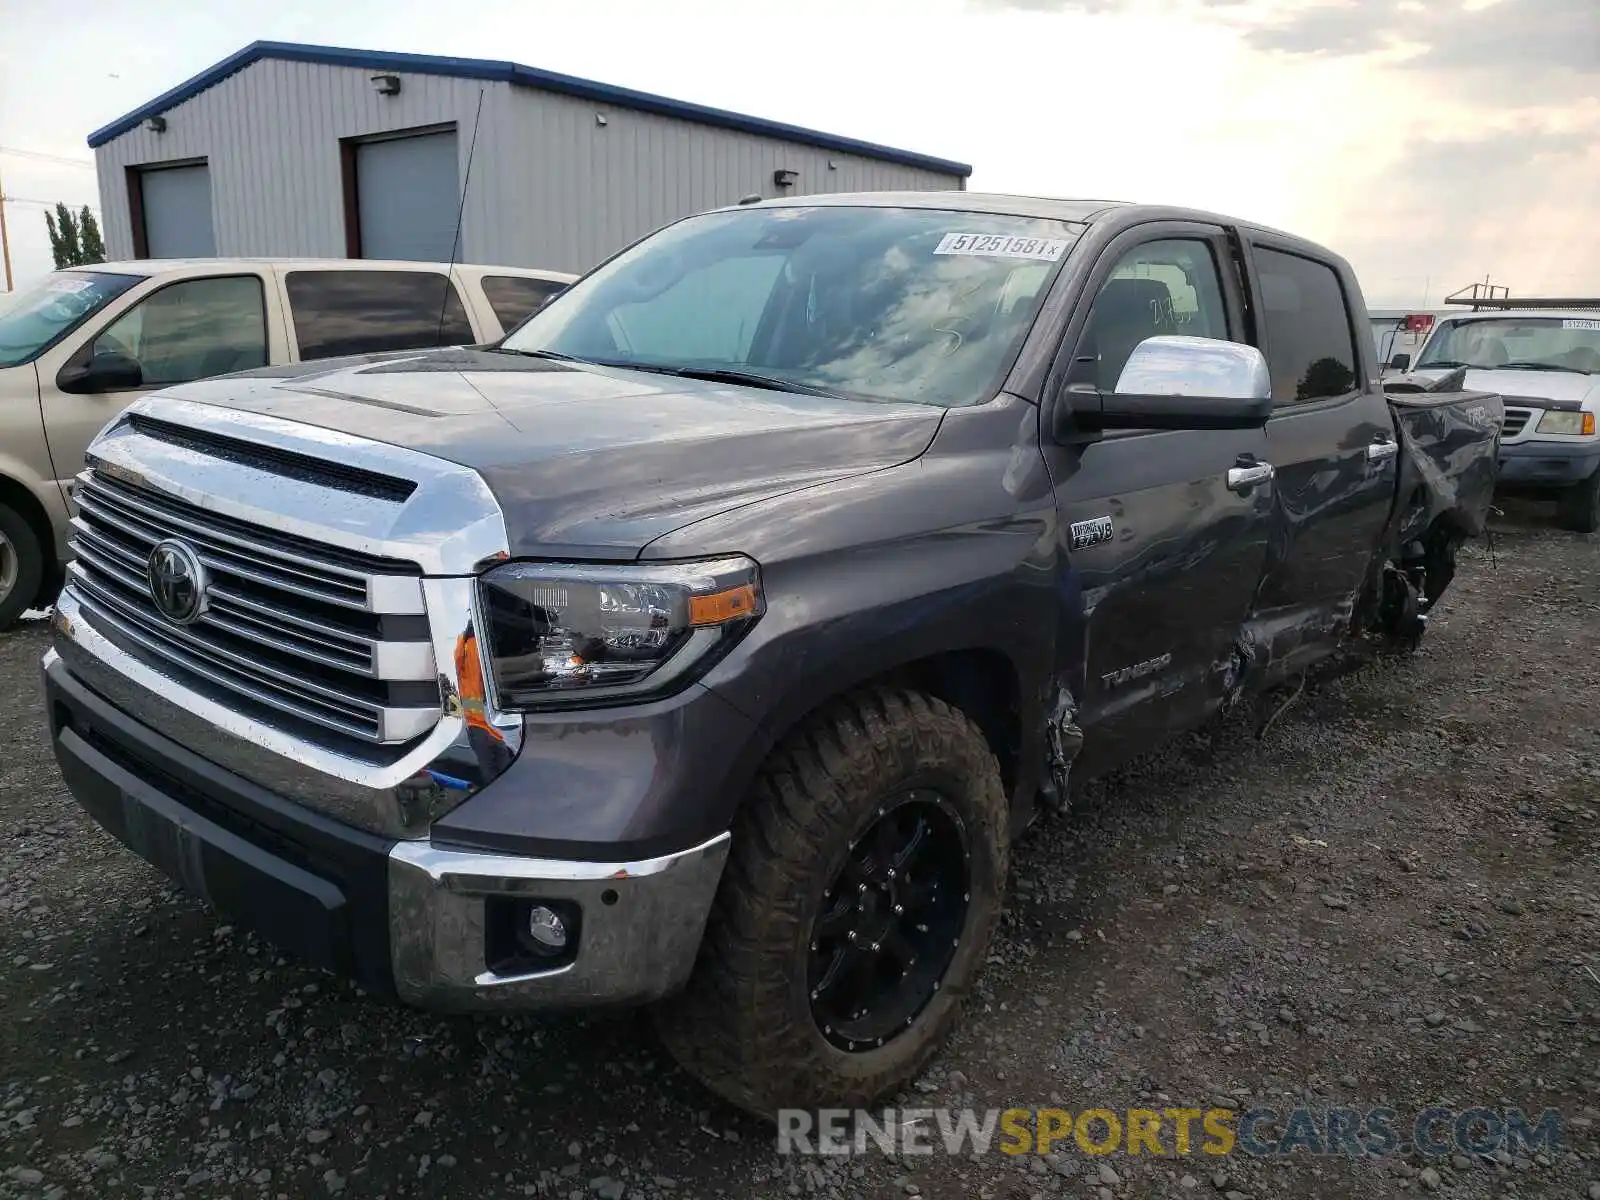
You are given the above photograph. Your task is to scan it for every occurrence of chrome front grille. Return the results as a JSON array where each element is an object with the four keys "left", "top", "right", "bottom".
[
  {"left": 67, "top": 466, "right": 441, "bottom": 746},
  {"left": 1502, "top": 407, "right": 1534, "bottom": 438}
]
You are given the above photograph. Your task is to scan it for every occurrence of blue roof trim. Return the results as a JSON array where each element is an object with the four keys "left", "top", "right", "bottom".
[{"left": 86, "top": 40, "right": 974, "bottom": 177}]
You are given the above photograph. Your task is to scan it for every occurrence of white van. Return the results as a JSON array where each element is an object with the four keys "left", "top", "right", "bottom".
[{"left": 0, "top": 257, "right": 576, "bottom": 627}]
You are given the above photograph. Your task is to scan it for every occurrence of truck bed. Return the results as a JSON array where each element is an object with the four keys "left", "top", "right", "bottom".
[{"left": 1383, "top": 377, "right": 1504, "bottom": 546}]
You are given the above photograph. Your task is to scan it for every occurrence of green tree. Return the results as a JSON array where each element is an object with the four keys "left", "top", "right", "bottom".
[
  {"left": 78, "top": 206, "right": 105, "bottom": 264},
  {"left": 44, "top": 202, "right": 105, "bottom": 268},
  {"left": 46, "top": 202, "right": 81, "bottom": 268}
]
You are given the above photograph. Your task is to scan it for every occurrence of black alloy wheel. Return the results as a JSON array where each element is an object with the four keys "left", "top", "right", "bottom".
[{"left": 808, "top": 790, "right": 971, "bottom": 1052}]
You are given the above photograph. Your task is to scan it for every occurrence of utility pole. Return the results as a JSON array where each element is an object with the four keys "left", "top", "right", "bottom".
[{"left": 0, "top": 160, "right": 13, "bottom": 292}]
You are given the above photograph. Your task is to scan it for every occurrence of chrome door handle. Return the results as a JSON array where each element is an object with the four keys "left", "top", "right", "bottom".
[
  {"left": 1227, "top": 463, "right": 1274, "bottom": 492},
  {"left": 1367, "top": 438, "right": 1399, "bottom": 462}
]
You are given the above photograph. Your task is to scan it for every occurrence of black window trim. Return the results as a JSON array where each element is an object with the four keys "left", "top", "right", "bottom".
[
  {"left": 55, "top": 271, "right": 269, "bottom": 394},
  {"left": 1043, "top": 219, "right": 1247, "bottom": 441},
  {"left": 1235, "top": 235, "right": 1366, "bottom": 413},
  {"left": 480, "top": 273, "right": 569, "bottom": 335},
  {"left": 282, "top": 267, "right": 475, "bottom": 362}
]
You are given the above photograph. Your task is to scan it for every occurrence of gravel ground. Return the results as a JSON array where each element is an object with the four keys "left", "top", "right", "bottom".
[{"left": 2, "top": 501, "right": 1597, "bottom": 1200}]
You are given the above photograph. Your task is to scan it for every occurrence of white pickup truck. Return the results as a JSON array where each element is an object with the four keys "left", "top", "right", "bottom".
[
  {"left": 0, "top": 256, "right": 575, "bottom": 628},
  {"left": 1398, "top": 304, "right": 1600, "bottom": 531}
]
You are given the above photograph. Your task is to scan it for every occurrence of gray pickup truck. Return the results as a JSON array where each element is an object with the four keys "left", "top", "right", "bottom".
[{"left": 42, "top": 193, "right": 1502, "bottom": 1117}]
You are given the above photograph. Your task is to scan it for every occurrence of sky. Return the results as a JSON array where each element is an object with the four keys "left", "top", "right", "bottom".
[{"left": 0, "top": 0, "right": 1595, "bottom": 307}]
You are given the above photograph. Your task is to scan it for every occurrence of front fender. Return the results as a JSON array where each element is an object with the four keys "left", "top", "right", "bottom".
[{"left": 652, "top": 395, "right": 1062, "bottom": 828}]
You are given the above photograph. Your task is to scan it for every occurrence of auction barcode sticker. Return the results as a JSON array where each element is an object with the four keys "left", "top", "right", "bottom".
[
  {"left": 934, "top": 232, "right": 1070, "bottom": 261},
  {"left": 1563, "top": 318, "right": 1600, "bottom": 330}
]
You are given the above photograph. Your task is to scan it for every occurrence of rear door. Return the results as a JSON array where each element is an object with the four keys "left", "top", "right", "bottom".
[
  {"left": 1041, "top": 222, "right": 1273, "bottom": 774},
  {"left": 1241, "top": 240, "right": 1398, "bottom": 679},
  {"left": 39, "top": 270, "right": 280, "bottom": 495}
]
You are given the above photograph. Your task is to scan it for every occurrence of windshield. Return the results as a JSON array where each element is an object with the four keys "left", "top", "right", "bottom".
[
  {"left": 0, "top": 271, "right": 143, "bottom": 368},
  {"left": 1416, "top": 316, "right": 1600, "bottom": 374},
  {"left": 501, "top": 205, "right": 1082, "bottom": 406}
]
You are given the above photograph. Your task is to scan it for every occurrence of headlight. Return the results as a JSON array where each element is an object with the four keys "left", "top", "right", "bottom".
[
  {"left": 1537, "top": 410, "right": 1597, "bottom": 436},
  {"left": 478, "top": 556, "right": 763, "bottom": 709}
]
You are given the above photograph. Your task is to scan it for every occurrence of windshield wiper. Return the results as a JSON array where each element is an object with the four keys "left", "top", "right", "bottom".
[
  {"left": 606, "top": 362, "right": 849, "bottom": 399},
  {"left": 490, "top": 347, "right": 594, "bottom": 364},
  {"left": 1417, "top": 359, "right": 1469, "bottom": 370},
  {"left": 1501, "top": 360, "right": 1588, "bottom": 374}
]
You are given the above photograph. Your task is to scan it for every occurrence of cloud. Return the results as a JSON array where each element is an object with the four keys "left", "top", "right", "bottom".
[
  {"left": 1246, "top": 0, "right": 1600, "bottom": 81},
  {"left": 969, "top": 0, "right": 1599, "bottom": 90},
  {"left": 1324, "top": 123, "right": 1600, "bottom": 306}
]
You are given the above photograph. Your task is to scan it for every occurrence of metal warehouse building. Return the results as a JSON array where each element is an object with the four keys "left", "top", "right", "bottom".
[{"left": 88, "top": 41, "right": 971, "bottom": 274}]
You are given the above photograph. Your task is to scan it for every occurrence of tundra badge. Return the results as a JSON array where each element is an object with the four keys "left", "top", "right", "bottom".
[
  {"left": 1069, "top": 516, "right": 1115, "bottom": 550},
  {"left": 1101, "top": 652, "right": 1173, "bottom": 689}
]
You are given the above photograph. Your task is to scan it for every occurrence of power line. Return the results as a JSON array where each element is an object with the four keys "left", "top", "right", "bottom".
[
  {"left": 0, "top": 146, "right": 96, "bottom": 169},
  {"left": 3, "top": 197, "right": 103, "bottom": 212}
]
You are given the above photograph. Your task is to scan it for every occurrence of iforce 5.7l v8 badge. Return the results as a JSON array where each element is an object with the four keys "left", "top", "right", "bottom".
[{"left": 1069, "top": 516, "right": 1114, "bottom": 550}]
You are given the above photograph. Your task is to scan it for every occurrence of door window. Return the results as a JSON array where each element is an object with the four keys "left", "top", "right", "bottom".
[
  {"left": 285, "top": 270, "right": 474, "bottom": 360},
  {"left": 91, "top": 275, "right": 267, "bottom": 386},
  {"left": 481, "top": 275, "right": 568, "bottom": 331},
  {"left": 1076, "top": 238, "right": 1230, "bottom": 390},
  {"left": 1253, "top": 248, "right": 1360, "bottom": 403}
]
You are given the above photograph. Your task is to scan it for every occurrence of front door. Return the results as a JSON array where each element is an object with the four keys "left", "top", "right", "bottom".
[
  {"left": 1041, "top": 224, "right": 1273, "bottom": 775},
  {"left": 37, "top": 272, "right": 275, "bottom": 503},
  {"left": 1243, "top": 241, "right": 1399, "bottom": 680}
]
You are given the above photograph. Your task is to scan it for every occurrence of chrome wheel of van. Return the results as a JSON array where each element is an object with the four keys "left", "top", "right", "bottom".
[
  {"left": 0, "top": 503, "right": 45, "bottom": 631},
  {"left": 0, "top": 530, "right": 17, "bottom": 605}
]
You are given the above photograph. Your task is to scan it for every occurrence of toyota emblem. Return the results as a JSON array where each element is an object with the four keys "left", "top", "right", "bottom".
[{"left": 146, "top": 539, "right": 209, "bottom": 625}]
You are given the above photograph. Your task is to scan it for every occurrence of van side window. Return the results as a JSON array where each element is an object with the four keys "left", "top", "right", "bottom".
[
  {"left": 286, "top": 271, "right": 474, "bottom": 360},
  {"left": 482, "top": 276, "right": 567, "bottom": 331},
  {"left": 1253, "top": 248, "right": 1360, "bottom": 403},
  {"left": 1074, "top": 239, "right": 1230, "bottom": 390},
  {"left": 92, "top": 275, "right": 267, "bottom": 386}
]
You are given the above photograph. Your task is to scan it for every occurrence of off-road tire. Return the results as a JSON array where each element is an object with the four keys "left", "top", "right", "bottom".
[
  {"left": 655, "top": 687, "right": 1008, "bottom": 1118},
  {"left": 0, "top": 503, "right": 44, "bottom": 632},
  {"left": 1558, "top": 471, "right": 1600, "bottom": 534}
]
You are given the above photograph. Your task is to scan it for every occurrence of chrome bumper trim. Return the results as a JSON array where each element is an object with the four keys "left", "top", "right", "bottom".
[
  {"left": 387, "top": 833, "right": 731, "bottom": 1009},
  {"left": 51, "top": 584, "right": 522, "bottom": 840}
]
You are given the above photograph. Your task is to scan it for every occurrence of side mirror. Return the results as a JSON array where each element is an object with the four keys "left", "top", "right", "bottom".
[
  {"left": 1056, "top": 335, "right": 1273, "bottom": 437},
  {"left": 57, "top": 351, "right": 144, "bottom": 395},
  {"left": 1388, "top": 352, "right": 1411, "bottom": 372}
]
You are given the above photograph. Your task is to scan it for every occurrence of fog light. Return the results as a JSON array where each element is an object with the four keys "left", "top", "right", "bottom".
[{"left": 526, "top": 905, "right": 569, "bottom": 954}]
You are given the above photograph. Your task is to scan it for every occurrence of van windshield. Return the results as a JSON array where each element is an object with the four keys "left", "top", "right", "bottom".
[
  {"left": 0, "top": 271, "right": 143, "bottom": 367},
  {"left": 500, "top": 206, "right": 1082, "bottom": 407}
]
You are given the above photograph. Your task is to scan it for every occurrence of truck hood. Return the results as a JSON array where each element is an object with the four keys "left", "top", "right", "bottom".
[
  {"left": 1405, "top": 367, "right": 1600, "bottom": 407},
  {"left": 154, "top": 348, "right": 945, "bottom": 559}
]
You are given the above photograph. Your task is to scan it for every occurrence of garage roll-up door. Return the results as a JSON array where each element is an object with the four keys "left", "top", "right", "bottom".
[
  {"left": 356, "top": 130, "right": 461, "bottom": 262},
  {"left": 140, "top": 163, "right": 216, "bottom": 258}
]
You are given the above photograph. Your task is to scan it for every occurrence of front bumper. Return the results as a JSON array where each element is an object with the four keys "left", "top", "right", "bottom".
[
  {"left": 1497, "top": 439, "right": 1600, "bottom": 489},
  {"left": 43, "top": 648, "right": 730, "bottom": 1010}
]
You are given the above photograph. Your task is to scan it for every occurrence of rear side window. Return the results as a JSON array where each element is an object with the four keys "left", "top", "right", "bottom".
[
  {"left": 481, "top": 275, "right": 567, "bottom": 331},
  {"left": 1254, "top": 248, "right": 1360, "bottom": 403},
  {"left": 285, "top": 270, "right": 474, "bottom": 360}
]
